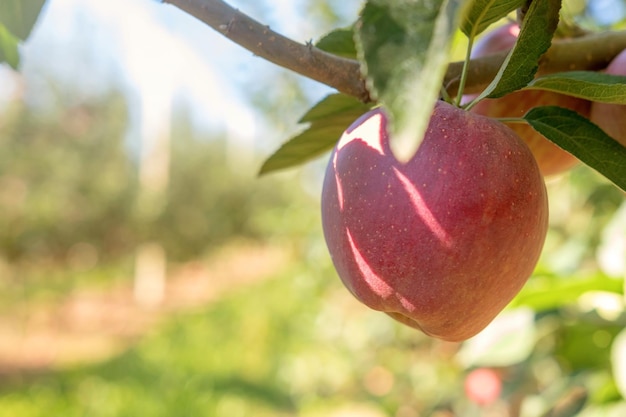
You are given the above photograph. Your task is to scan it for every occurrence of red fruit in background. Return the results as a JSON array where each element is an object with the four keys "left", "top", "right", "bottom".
[
  {"left": 465, "top": 368, "right": 502, "bottom": 405},
  {"left": 465, "top": 23, "right": 590, "bottom": 177},
  {"left": 590, "top": 49, "right": 626, "bottom": 147},
  {"left": 321, "top": 101, "right": 548, "bottom": 342}
]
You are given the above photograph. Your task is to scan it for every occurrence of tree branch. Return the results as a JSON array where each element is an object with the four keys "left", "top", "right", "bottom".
[
  {"left": 162, "top": 0, "right": 370, "bottom": 102},
  {"left": 164, "top": 0, "right": 626, "bottom": 103}
]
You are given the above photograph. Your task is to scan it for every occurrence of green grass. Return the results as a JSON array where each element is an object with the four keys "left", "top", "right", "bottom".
[{"left": 0, "top": 249, "right": 462, "bottom": 417}]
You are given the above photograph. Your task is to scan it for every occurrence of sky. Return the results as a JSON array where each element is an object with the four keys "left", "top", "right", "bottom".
[{"left": 1, "top": 0, "right": 360, "bottom": 156}]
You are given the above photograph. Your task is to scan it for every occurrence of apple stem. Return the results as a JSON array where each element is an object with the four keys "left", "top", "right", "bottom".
[{"left": 454, "top": 34, "right": 476, "bottom": 107}]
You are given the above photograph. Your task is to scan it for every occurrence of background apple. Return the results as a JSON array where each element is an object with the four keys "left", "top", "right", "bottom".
[
  {"left": 465, "top": 23, "right": 590, "bottom": 177},
  {"left": 321, "top": 102, "right": 548, "bottom": 342},
  {"left": 464, "top": 368, "right": 502, "bottom": 406},
  {"left": 590, "top": 48, "right": 626, "bottom": 147}
]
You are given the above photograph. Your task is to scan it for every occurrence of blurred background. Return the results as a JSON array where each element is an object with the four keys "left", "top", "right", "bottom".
[{"left": 0, "top": 0, "right": 626, "bottom": 416}]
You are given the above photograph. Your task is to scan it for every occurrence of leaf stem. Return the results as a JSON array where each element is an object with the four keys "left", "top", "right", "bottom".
[
  {"left": 454, "top": 35, "right": 475, "bottom": 107},
  {"left": 496, "top": 117, "right": 526, "bottom": 124},
  {"left": 440, "top": 86, "right": 453, "bottom": 104}
]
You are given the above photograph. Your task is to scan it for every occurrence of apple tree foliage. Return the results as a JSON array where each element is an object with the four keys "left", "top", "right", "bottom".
[
  {"left": 4, "top": 0, "right": 626, "bottom": 413},
  {"left": 258, "top": 0, "right": 626, "bottom": 194}
]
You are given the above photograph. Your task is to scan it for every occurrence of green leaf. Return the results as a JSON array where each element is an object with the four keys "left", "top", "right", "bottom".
[
  {"left": 524, "top": 106, "right": 626, "bottom": 192},
  {"left": 298, "top": 92, "right": 367, "bottom": 123},
  {"left": 0, "top": 24, "right": 19, "bottom": 69},
  {"left": 509, "top": 273, "right": 623, "bottom": 311},
  {"left": 259, "top": 94, "right": 371, "bottom": 175},
  {"left": 0, "top": 0, "right": 48, "bottom": 40},
  {"left": 475, "top": 0, "right": 561, "bottom": 101},
  {"left": 315, "top": 27, "right": 357, "bottom": 59},
  {"left": 356, "top": 0, "right": 466, "bottom": 162},
  {"left": 527, "top": 71, "right": 626, "bottom": 104},
  {"left": 461, "top": 0, "right": 525, "bottom": 38}
]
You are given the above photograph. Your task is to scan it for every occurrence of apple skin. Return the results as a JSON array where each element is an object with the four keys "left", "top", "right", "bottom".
[
  {"left": 465, "top": 23, "right": 590, "bottom": 177},
  {"left": 590, "top": 49, "right": 626, "bottom": 147},
  {"left": 321, "top": 101, "right": 548, "bottom": 342}
]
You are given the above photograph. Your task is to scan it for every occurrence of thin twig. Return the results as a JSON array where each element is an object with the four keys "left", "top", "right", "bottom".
[{"left": 164, "top": 0, "right": 626, "bottom": 103}]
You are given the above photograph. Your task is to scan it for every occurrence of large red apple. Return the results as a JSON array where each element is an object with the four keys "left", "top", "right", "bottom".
[
  {"left": 590, "top": 49, "right": 626, "bottom": 147},
  {"left": 465, "top": 23, "right": 590, "bottom": 177},
  {"left": 321, "top": 101, "right": 548, "bottom": 342}
]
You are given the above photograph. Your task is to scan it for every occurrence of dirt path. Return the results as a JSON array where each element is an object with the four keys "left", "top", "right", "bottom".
[{"left": 0, "top": 241, "right": 291, "bottom": 377}]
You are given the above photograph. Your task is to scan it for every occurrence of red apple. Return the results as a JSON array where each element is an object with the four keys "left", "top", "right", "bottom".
[
  {"left": 321, "top": 101, "right": 548, "bottom": 342},
  {"left": 590, "top": 49, "right": 626, "bottom": 147},
  {"left": 465, "top": 23, "right": 590, "bottom": 177}
]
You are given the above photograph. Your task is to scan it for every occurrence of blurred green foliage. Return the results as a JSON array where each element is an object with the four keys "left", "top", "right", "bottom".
[
  {"left": 0, "top": 94, "right": 135, "bottom": 263},
  {"left": 0, "top": 92, "right": 312, "bottom": 267},
  {"left": 0, "top": 91, "right": 319, "bottom": 313}
]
